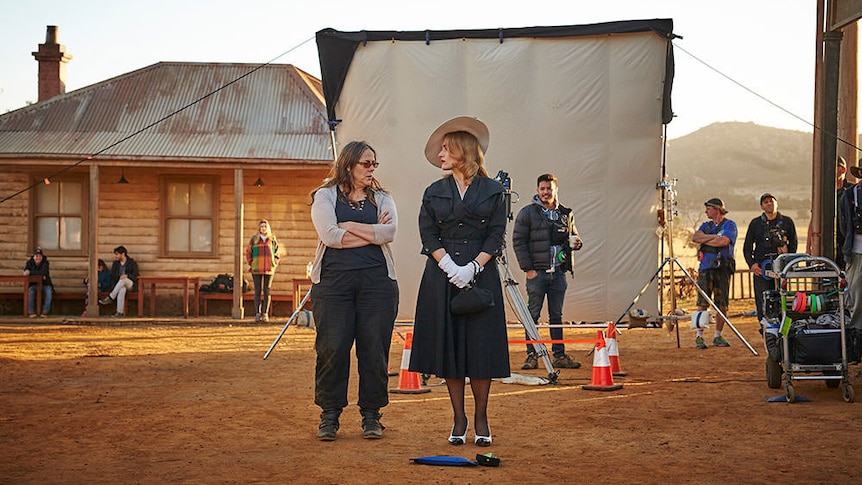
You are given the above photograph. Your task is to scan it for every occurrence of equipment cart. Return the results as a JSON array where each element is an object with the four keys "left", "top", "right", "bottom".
[{"left": 762, "top": 253, "right": 854, "bottom": 403}]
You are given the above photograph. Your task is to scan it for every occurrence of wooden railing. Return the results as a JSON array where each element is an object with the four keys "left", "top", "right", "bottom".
[{"left": 660, "top": 268, "right": 756, "bottom": 301}]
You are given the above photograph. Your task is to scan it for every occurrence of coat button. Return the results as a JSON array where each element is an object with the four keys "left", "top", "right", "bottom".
[
  {"left": 463, "top": 240, "right": 468, "bottom": 244},
  {"left": 454, "top": 251, "right": 461, "bottom": 256},
  {"left": 458, "top": 222, "right": 463, "bottom": 227}
]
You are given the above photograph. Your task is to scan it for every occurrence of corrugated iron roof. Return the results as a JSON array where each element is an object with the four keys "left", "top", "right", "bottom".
[{"left": 0, "top": 62, "right": 332, "bottom": 163}]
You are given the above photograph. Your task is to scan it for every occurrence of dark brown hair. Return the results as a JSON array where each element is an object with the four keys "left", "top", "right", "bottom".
[{"left": 310, "top": 141, "right": 387, "bottom": 206}]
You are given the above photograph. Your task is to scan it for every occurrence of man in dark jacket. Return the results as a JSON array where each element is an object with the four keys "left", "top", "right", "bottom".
[
  {"left": 23, "top": 248, "right": 53, "bottom": 317},
  {"left": 99, "top": 245, "right": 140, "bottom": 317},
  {"left": 835, "top": 157, "right": 854, "bottom": 269},
  {"left": 743, "top": 193, "right": 797, "bottom": 323},
  {"left": 839, "top": 166, "right": 862, "bottom": 333},
  {"left": 512, "top": 173, "right": 582, "bottom": 369}
]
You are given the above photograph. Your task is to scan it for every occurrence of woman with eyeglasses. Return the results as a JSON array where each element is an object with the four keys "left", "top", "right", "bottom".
[
  {"left": 309, "top": 140, "right": 399, "bottom": 441},
  {"left": 409, "top": 116, "right": 509, "bottom": 448}
]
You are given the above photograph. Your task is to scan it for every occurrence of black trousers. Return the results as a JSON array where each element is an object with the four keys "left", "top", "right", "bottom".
[
  {"left": 312, "top": 266, "right": 398, "bottom": 412},
  {"left": 252, "top": 273, "right": 273, "bottom": 315}
]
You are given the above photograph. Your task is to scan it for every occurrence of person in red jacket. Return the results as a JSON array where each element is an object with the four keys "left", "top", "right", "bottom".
[{"left": 245, "top": 220, "right": 279, "bottom": 322}]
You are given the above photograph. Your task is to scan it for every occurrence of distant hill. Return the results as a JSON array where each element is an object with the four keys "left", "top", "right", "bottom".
[{"left": 666, "top": 121, "right": 813, "bottom": 231}]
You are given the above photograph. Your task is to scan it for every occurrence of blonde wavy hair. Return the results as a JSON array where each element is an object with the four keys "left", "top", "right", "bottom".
[{"left": 443, "top": 131, "right": 488, "bottom": 180}]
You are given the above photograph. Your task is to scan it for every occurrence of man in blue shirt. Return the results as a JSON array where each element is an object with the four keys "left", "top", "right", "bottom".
[{"left": 691, "top": 198, "right": 738, "bottom": 349}]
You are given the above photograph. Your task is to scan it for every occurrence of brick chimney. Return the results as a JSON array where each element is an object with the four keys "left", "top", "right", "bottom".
[{"left": 31, "top": 26, "right": 73, "bottom": 102}]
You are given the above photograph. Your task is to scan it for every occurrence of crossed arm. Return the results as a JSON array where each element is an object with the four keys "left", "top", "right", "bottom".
[
  {"left": 692, "top": 230, "right": 730, "bottom": 248},
  {"left": 338, "top": 211, "right": 393, "bottom": 248}
]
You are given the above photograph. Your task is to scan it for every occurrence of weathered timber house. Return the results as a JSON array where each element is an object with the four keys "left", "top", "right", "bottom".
[{"left": 0, "top": 27, "right": 331, "bottom": 317}]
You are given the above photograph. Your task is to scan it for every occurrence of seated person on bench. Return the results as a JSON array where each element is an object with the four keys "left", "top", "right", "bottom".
[
  {"left": 23, "top": 248, "right": 53, "bottom": 317},
  {"left": 99, "top": 246, "right": 139, "bottom": 317},
  {"left": 82, "top": 259, "right": 112, "bottom": 316}
]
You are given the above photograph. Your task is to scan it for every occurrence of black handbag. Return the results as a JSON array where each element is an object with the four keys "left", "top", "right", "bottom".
[{"left": 450, "top": 283, "right": 494, "bottom": 315}]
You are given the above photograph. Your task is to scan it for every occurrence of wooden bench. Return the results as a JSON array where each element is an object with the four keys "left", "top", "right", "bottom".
[
  {"left": 200, "top": 292, "right": 294, "bottom": 316},
  {"left": 52, "top": 289, "right": 141, "bottom": 316},
  {"left": 0, "top": 275, "right": 42, "bottom": 316},
  {"left": 0, "top": 288, "right": 140, "bottom": 317}
]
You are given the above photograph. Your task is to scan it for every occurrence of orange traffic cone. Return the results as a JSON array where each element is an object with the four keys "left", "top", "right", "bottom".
[
  {"left": 388, "top": 334, "right": 401, "bottom": 376},
  {"left": 606, "top": 322, "right": 627, "bottom": 377},
  {"left": 390, "top": 332, "right": 431, "bottom": 394},
  {"left": 582, "top": 330, "right": 623, "bottom": 391}
]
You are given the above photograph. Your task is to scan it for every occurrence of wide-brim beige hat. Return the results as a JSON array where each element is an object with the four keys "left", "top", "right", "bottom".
[{"left": 424, "top": 116, "right": 490, "bottom": 167}]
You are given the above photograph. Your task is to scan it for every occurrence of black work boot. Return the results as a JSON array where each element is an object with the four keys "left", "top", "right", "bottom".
[
  {"left": 317, "top": 409, "right": 342, "bottom": 441},
  {"left": 360, "top": 408, "right": 385, "bottom": 439}
]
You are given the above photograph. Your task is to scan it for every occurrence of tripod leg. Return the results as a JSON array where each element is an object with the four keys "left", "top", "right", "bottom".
[
  {"left": 497, "top": 258, "right": 559, "bottom": 383},
  {"left": 672, "top": 261, "right": 758, "bottom": 356},
  {"left": 263, "top": 287, "right": 312, "bottom": 360},
  {"left": 613, "top": 258, "right": 673, "bottom": 329}
]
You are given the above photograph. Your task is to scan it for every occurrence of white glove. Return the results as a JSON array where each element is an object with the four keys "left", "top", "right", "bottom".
[
  {"left": 449, "top": 264, "right": 475, "bottom": 288},
  {"left": 438, "top": 254, "right": 459, "bottom": 278}
]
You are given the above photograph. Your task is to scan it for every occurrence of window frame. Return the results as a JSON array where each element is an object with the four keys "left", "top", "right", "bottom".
[
  {"left": 29, "top": 174, "right": 89, "bottom": 257},
  {"left": 159, "top": 174, "right": 219, "bottom": 258}
]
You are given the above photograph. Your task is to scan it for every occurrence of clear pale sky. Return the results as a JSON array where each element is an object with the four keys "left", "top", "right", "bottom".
[{"left": 0, "top": 0, "right": 824, "bottom": 137}]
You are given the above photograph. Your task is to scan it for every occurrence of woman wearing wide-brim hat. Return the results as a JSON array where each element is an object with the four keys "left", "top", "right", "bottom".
[{"left": 409, "top": 116, "right": 510, "bottom": 447}]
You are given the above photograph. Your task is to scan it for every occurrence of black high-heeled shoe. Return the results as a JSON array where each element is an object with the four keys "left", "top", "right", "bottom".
[{"left": 448, "top": 419, "right": 468, "bottom": 446}]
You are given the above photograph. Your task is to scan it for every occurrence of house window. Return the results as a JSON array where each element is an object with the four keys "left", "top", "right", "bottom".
[
  {"left": 162, "top": 176, "right": 217, "bottom": 257},
  {"left": 32, "top": 177, "right": 86, "bottom": 254}
]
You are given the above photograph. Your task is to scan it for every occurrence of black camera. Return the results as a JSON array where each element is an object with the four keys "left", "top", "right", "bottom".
[
  {"left": 764, "top": 225, "right": 787, "bottom": 249},
  {"left": 494, "top": 170, "right": 511, "bottom": 191},
  {"left": 854, "top": 206, "right": 862, "bottom": 234},
  {"left": 494, "top": 170, "right": 514, "bottom": 220}
]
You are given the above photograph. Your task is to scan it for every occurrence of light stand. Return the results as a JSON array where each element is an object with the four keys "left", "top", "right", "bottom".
[{"left": 615, "top": 176, "right": 758, "bottom": 355}]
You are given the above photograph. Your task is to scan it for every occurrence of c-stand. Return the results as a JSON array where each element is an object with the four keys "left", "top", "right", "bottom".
[
  {"left": 615, "top": 176, "right": 757, "bottom": 355},
  {"left": 494, "top": 170, "right": 559, "bottom": 384}
]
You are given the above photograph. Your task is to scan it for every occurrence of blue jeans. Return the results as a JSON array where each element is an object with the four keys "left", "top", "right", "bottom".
[
  {"left": 28, "top": 284, "right": 53, "bottom": 314},
  {"left": 525, "top": 270, "right": 568, "bottom": 358},
  {"left": 312, "top": 266, "right": 399, "bottom": 412}
]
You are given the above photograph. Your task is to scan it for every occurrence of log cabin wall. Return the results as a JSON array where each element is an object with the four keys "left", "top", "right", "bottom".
[{"left": 0, "top": 165, "right": 329, "bottom": 308}]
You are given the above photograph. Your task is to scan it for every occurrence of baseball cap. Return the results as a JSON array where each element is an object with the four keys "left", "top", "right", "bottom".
[
  {"left": 33, "top": 248, "right": 43, "bottom": 255},
  {"left": 704, "top": 198, "right": 728, "bottom": 214},
  {"left": 760, "top": 193, "right": 777, "bottom": 204}
]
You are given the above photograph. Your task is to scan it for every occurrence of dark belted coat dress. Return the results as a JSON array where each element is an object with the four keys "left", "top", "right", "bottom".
[{"left": 409, "top": 175, "right": 511, "bottom": 379}]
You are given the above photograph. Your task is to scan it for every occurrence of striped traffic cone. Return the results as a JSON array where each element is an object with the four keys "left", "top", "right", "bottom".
[
  {"left": 606, "top": 322, "right": 627, "bottom": 377},
  {"left": 582, "top": 330, "right": 623, "bottom": 391},
  {"left": 388, "top": 334, "right": 400, "bottom": 376},
  {"left": 390, "top": 332, "right": 431, "bottom": 394}
]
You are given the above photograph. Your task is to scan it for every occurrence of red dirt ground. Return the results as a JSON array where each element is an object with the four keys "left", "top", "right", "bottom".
[{"left": 1, "top": 311, "right": 860, "bottom": 484}]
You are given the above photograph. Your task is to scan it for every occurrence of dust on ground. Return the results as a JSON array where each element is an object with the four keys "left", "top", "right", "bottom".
[{"left": 1, "top": 309, "right": 859, "bottom": 484}]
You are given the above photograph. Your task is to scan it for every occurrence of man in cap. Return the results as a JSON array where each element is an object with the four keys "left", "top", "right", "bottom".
[
  {"left": 512, "top": 173, "right": 583, "bottom": 369},
  {"left": 691, "top": 198, "right": 738, "bottom": 348},
  {"left": 743, "top": 193, "right": 798, "bottom": 325},
  {"left": 838, "top": 163, "right": 862, "bottom": 335},
  {"left": 23, "top": 248, "right": 53, "bottom": 317},
  {"left": 836, "top": 157, "right": 853, "bottom": 269}
]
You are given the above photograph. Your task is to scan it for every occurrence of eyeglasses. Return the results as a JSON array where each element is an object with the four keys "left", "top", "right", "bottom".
[{"left": 357, "top": 161, "right": 380, "bottom": 169}]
